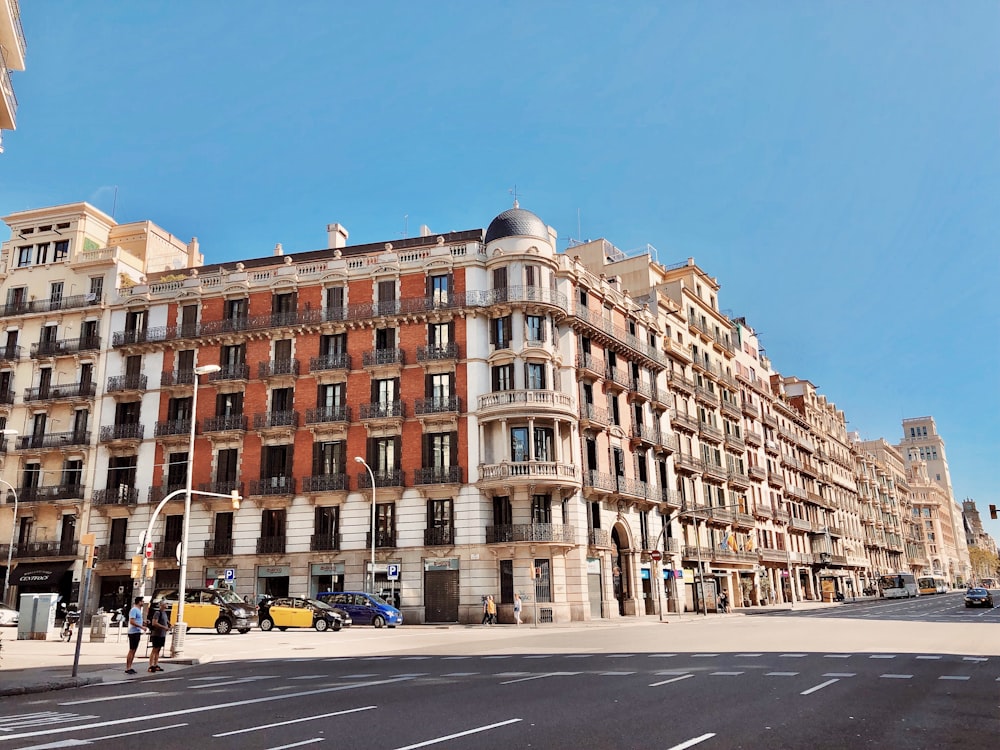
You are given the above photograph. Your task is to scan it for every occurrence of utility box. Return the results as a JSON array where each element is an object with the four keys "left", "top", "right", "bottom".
[
  {"left": 90, "top": 612, "right": 112, "bottom": 642},
  {"left": 17, "top": 593, "right": 59, "bottom": 640}
]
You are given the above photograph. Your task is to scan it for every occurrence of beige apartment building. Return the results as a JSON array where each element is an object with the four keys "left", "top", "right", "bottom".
[
  {"left": 963, "top": 499, "right": 998, "bottom": 558},
  {"left": 0, "top": 0, "right": 25, "bottom": 153},
  {"left": 0, "top": 202, "right": 198, "bottom": 605}
]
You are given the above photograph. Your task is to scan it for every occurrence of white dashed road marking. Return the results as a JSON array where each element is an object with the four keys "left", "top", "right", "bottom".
[
  {"left": 710, "top": 672, "right": 744, "bottom": 676},
  {"left": 665, "top": 732, "right": 716, "bottom": 750},
  {"left": 880, "top": 674, "right": 913, "bottom": 679},
  {"left": 214, "top": 706, "right": 377, "bottom": 736},
  {"left": 939, "top": 676, "right": 971, "bottom": 681},
  {"left": 650, "top": 673, "right": 694, "bottom": 687},
  {"left": 801, "top": 678, "right": 839, "bottom": 695},
  {"left": 823, "top": 673, "right": 856, "bottom": 678},
  {"left": 765, "top": 672, "right": 798, "bottom": 677}
]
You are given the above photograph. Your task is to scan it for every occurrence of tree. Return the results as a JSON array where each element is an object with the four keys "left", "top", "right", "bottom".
[{"left": 968, "top": 546, "right": 1000, "bottom": 582}]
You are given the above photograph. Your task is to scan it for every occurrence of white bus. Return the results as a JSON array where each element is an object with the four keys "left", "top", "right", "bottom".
[
  {"left": 917, "top": 575, "right": 948, "bottom": 595},
  {"left": 879, "top": 573, "right": 919, "bottom": 599}
]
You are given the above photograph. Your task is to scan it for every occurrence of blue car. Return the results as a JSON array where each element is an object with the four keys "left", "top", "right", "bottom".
[{"left": 317, "top": 591, "right": 403, "bottom": 628}]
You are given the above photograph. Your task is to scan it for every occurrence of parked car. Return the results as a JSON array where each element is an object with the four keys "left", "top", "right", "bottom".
[
  {"left": 151, "top": 587, "right": 257, "bottom": 634},
  {"left": 964, "top": 587, "right": 994, "bottom": 608},
  {"left": 317, "top": 591, "right": 403, "bottom": 628},
  {"left": 0, "top": 602, "right": 18, "bottom": 627},
  {"left": 258, "top": 596, "right": 349, "bottom": 632}
]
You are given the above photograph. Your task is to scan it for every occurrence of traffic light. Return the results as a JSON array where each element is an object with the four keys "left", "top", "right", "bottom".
[
  {"left": 990, "top": 504, "right": 998, "bottom": 520},
  {"left": 146, "top": 561, "right": 155, "bottom": 579},
  {"left": 130, "top": 555, "right": 142, "bottom": 579}
]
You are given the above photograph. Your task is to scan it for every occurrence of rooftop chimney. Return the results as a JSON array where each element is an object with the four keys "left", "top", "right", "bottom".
[
  {"left": 327, "top": 223, "right": 349, "bottom": 249},
  {"left": 274, "top": 243, "right": 283, "bottom": 256},
  {"left": 419, "top": 224, "right": 432, "bottom": 237}
]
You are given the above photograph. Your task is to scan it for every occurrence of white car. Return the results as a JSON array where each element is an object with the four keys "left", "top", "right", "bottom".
[{"left": 0, "top": 603, "right": 18, "bottom": 626}]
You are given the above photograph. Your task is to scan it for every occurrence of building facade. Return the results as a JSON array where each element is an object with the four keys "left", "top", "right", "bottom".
[{"left": 0, "top": 0, "right": 26, "bottom": 153}]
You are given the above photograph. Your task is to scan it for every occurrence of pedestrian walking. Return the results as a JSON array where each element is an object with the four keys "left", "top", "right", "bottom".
[
  {"left": 125, "top": 596, "right": 147, "bottom": 675},
  {"left": 718, "top": 591, "right": 729, "bottom": 614},
  {"left": 487, "top": 594, "right": 497, "bottom": 625},
  {"left": 481, "top": 595, "right": 490, "bottom": 626},
  {"left": 147, "top": 600, "right": 170, "bottom": 673},
  {"left": 513, "top": 593, "right": 522, "bottom": 626}
]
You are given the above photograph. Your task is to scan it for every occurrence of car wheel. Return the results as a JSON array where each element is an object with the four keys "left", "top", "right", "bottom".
[
  {"left": 215, "top": 618, "right": 233, "bottom": 635},
  {"left": 314, "top": 618, "right": 328, "bottom": 632},
  {"left": 332, "top": 620, "right": 342, "bottom": 632},
  {"left": 372, "top": 615, "right": 385, "bottom": 629},
  {"left": 238, "top": 629, "right": 250, "bottom": 634},
  {"left": 260, "top": 617, "right": 274, "bottom": 631}
]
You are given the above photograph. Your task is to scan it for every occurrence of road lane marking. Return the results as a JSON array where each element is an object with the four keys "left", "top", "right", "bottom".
[
  {"left": 392, "top": 718, "right": 522, "bottom": 750},
  {"left": 692, "top": 654, "right": 718, "bottom": 658},
  {"left": 649, "top": 654, "right": 677, "bottom": 658},
  {"left": 266, "top": 739, "right": 324, "bottom": 750},
  {"left": 710, "top": 672, "right": 744, "bottom": 676},
  {"left": 0, "top": 713, "right": 100, "bottom": 730},
  {"left": 607, "top": 654, "right": 635, "bottom": 658},
  {"left": 58, "top": 693, "right": 159, "bottom": 706},
  {"left": 736, "top": 653, "right": 762, "bottom": 657},
  {"left": 190, "top": 676, "right": 234, "bottom": 681},
  {"left": 599, "top": 671, "right": 634, "bottom": 676},
  {"left": 915, "top": 656, "right": 941, "bottom": 660},
  {"left": 214, "top": 706, "right": 376, "bottom": 736},
  {"left": 524, "top": 655, "right": 551, "bottom": 659},
  {"left": 566, "top": 654, "right": 594, "bottom": 658},
  {"left": 801, "top": 678, "right": 839, "bottom": 695},
  {"left": 495, "top": 672, "right": 530, "bottom": 678},
  {"left": 765, "top": 672, "right": 798, "bottom": 677},
  {"left": 342, "top": 674, "right": 378, "bottom": 678},
  {"left": 500, "top": 672, "right": 579, "bottom": 685},
  {"left": 190, "top": 676, "right": 275, "bottom": 690},
  {"left": 880, "top": 674, "right": 912, "bottom": 679},
  {"left": 666, "top": 732, "right": 716, "bottom": 750},
  {"left": 401, "top": 656, "right": 431, "bottom": 661},
  {"left": 650, "top": 674, "right": 694, "bottom": 687},
  {"left": 823, "top": 654, "right": 851, "bottom": 659},
  {"left": 442, "top": 673, "right": 478, "bottom": 677},
  {"left": 482, "top": 655, "right": 511, "bottom": 660},
  {"left": 963, "top": 657, "right": 988, "bottom": 662},
  {"left": 781, "top": 653, "right": 807, "bottom": 658},
  {"left": 869, "top": 655, "right": 896, "bottom": 659},
  {"left": 823, "top": 673, "right": 856, "bottom": 678},
  {"left": 939, "top": 676, "right": 971, "bottom": 681},
  {"left": 0, "top": 677, "right": 414, "bottom": 743},
  {"left": 442, "top": 656, "right": 470, "bottom": 660},
  {"left": 287, "top": 675, "right": 327, "bottom": 681},
  {"left": 16, "top": 722, "right": 191, "bottom": 749}
]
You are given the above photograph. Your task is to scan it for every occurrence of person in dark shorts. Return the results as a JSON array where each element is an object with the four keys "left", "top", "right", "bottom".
[
  {"left": 125, "top": 596, "right": 147, "bottom": 675},
  {"left": 147, "top": 600, "right": 170, "bottom": 673}
]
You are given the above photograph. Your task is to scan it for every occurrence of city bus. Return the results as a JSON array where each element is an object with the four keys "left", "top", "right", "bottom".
[
  {"left": 879, "top": 573, "right": 919, "bottom": 599},
  {"left": 917, "top": 575, "right": 948, "bottom": 595}
]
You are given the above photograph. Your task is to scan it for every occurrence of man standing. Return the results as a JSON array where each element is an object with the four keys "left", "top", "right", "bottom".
[
  {"left": 487, "top": 594, "right": 497, "bottom": 625},
  {"left": 125, "top": 596, "right": 147, "bottom": 675},
  {"left": 147, "top": 600, "right": 170, "bottom": 673}
]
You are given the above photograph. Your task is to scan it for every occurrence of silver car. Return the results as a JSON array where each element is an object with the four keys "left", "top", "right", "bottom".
[{"left": 0, "top": 603, "right": 18, "bottom": 626}]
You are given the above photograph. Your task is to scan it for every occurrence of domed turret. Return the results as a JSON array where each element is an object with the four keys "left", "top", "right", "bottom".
[{"left": 485, "top": 204, "right": 549, "bottom": 245}]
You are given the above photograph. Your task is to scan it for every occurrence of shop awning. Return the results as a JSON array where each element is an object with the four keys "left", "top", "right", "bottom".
[{"left": 11, "top": 562, "right": 71, "bottom": 586}]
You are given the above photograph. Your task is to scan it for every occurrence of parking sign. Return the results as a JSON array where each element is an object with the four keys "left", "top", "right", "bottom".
[
  {"left": 225, "top": 568, "right": 235, "bottom": 581},
  {"left": 387, "top": 564, "right": 400, "bottom": 581}
]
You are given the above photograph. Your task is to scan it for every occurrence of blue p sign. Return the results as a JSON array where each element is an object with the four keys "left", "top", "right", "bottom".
[{"left": 387, "top": 564, "right": 400, "bottom": 581}]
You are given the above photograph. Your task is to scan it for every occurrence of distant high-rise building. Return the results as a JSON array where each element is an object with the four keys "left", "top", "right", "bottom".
[
  {"left": 0, "top": 0, "right": 27, "bottom": 153},
  {"left": 963, "top": 499, "right": 998, "bottom": 558}
]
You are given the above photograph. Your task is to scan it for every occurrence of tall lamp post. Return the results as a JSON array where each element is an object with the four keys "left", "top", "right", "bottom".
[
  {"left": 175, "top": 364, "right": 220, "bottom": 653},
  {"left": 1, "top": 427, "right": 19, "bottom": 605},
  {"left": 354, "top": 457, "right": 377, "bottom": 595}
]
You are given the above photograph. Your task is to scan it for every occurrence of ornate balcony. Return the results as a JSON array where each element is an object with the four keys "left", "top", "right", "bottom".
[
  {"left": 789, "top": 516, "right": 812, "bottom": 532},
  {"left": 305, "top": 405, "right": 350, "bottom": 425},
  {"left": 414, "top": 396, "right": 461, "bottom": 416},
  {"left": 249, "top": 477, "right": 296, "bottom": 496},
  {"left": 208, "top": 364, "right": 250, "bottom": 382},
  {"left": 479, "top": 462, "right": 577, "bottom": 484},
  {"left": 357, "top": 469, "right": 404, "bottom": 488},
  {"left": 15, "top": 431, "right": 90, "bottom": 450},
  {"left": 92, "top": 487, "right": 140, "bottom": 506},
  {"left": 745, "top": 430, "right": 763, "bottom": 447},
  {"left": 424, "top": 527, "right": 455, "bottom": 546},
  {"left": 99, "top": 423, "right": 145, "bottom": 443},
  {"left": 5, "top": 540, "right": 79, "bottom": 558},
  {"left": 582, "top": 470, "right": 616, "bottom": 493},
  {"left": 0, "top": 345, "right": 22, "bottom": 362},
  {"left": 203, "top": 414, "right": 248, "bottom": 433},
  {"left": 416, "top": 342, "right": 459, "bottom": 362},
  {"left": 699, "top": 422, "right": 724, "bottom": 443},
  {"left": 107, "top": 374, "right": 148, "bottom": 393},
  {"left": 204, "top": 538, "right": 234, "bottom": 557},
  {"left": 160, "top": 369, "right": 195, "bottom": 387},
  {"left": 673, "top": 453, "right": 704, "bottom": 474},
  {"left": 359, "top": 401, "right": 404, "bottom": 420},
  {"left": 148, "top": 484, "right": 187, "bottom": 504},
  {"left": 253, "top": 410, "right": 300, "bottom": 430},
  {"left": 366, "top": 530, "right": 396, "bottom": 549},
  {"left": 631, "top": 423, "right": 660, "bottom": 445},
  {"left": 310, "top": 533, "right": 341, "bottom": 552},
  {"left": 576, "top": 352, "right": 606, "bottom": 378},
  {"left": 588, "top": 528, "right": 612, "bottom": 547},
  {"left": 670, "top": 411, "right": 699, "bottom": 433},
  {"left": 258, "top": 358, "right": 300, "bottom": 378},
  {"left": 24, "top": 381, "right": 96, "bottom": 402},
  {"left": 15, "top": 485, "right": 84, "bottom": 503},
  {"left": 694, "top": 385, "right": 720, "bottom": 407},
  {"left": 257, "top": 536, "right": 286, "bottom": 554},
  {"left": 414, "top": 466, "right": 462, "bottom": 485},
  {"left": 604, "top": 367, "right": 630, "bottom": 390},
  {"left": 154, "top": 419, "right": 191, "bottom": 437},
  {"left": 485, "top": 524, "right": 577, "bottom": 544},
  {"left": 30, "top": 336, "right": 101, "bottom": 358},
  {"left": 309, "top": 353, "right": 351, "bottom": 372},
  {"left": 362, "top": 348, "right": 404, "bottom": 367},
  {"left": 198, "top": 480, "right": 243, "bottom": 497},
  {"left": 302, "top": 474, "right": 349, "bottom": 493}
]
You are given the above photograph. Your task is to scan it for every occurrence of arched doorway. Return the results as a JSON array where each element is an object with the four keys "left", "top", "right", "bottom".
[{"left": 611, "top": 526, "right": 630, "bottom": 616}]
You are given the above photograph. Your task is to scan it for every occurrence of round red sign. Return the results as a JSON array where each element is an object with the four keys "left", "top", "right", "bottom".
[{"left": 650, "top": 550, "right": 662, "bottom": 562}]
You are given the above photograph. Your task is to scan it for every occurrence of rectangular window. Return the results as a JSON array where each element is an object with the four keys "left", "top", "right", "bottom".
[
  {"left": 525, "top": 315, "right": 546, "bottom": 343},
  {"left": 325, "top": 286, "right": 345, "bottom": 318},
  {"left": 511, "top": 427, "right": 528, "bottom": 462},
  {"left": 54, "top": 240, "right": 70, "bottom": 262},
  {"left": 428, "top": 322, "right": 452, "bottom": 349},
  {"left": 427, "top": 372, "right": 453, "bottom": 400},
  {"left": 376, "top": 503, "right": 396, "bottom": 543},
  {"left": 215, "top": 391, "right": 243, "bottom": 417},
  {"left": 526, "top": 362, "right": 546, "bottom": 390},
  {"left": 491, "top": 364, "right": 514, "bottom": 391},
  {"left": 377, "top": 279, "right": 396, "bottom": 315},
  {"left": 217, "top": 449, "right": 239, "bottom": 483},
  {"left": 531, "top": 494, "right": 552, "bottom": 523},
  {"left": 319, "top": 332, "right": 347, "bottom": 356},
  {"left": 493, "top": 496, "right": 512, "bottom": 526},
  {"left": 35, "top": 243, "right": 49, "bottom": 265},
  {"left": 640, "top": 511, "right": 649, "bottom": 549},
  {"left": 500, "top": 560, "right": 514, "bottom": 603},
  {"left": 428, "top": 274, "right": 450, "bottom": 306},
  {"left": 533, "top": 427, "right": 553, "bottom": 461},
  {"left": 17, "top": 246, "right": 32, "bottom": 267},
  {"left": 534, "top": 558, "right": 552, "bottom": 602},
  {"left": 375, "top": 327, "right": 396, "bottom": 350},
  {"left": 167, "top": 452, "right": 188, "bottom": 487},
  {"left": 313, "top": 440, "right": 346, "bottom": 476},
  {"left": 427, "top": 498, "right": 453, "bottom": 530},
  {"left": 490, "top": 315, "right": 512, "bottom": 348}
]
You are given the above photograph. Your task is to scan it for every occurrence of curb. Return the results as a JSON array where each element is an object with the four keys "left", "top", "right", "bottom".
[{"left": 0, "top": 675, "right": 102, "bottom": 697}]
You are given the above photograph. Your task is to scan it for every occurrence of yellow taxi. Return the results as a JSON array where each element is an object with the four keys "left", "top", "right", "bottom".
[{"left": 258, "top": 596, "right": 350, "bottom": 632}]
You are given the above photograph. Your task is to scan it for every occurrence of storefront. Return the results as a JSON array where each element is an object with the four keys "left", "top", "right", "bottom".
[
  {"left": 11, "top": 563, "right": 73, "bottom": 605},
  {"left": 205, "top": 566, "right": 239, "bottom": 590},
  {"left": 423, "top": 558, "right": 458, "bottom": 622},
  {"left": 256, "top": 564, "right": 289, "bottom": 600},
  {"left": 310, "top": 562, "right": 344, "bottom": 598}
]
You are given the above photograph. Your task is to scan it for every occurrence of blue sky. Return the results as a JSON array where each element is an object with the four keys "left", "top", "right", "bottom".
[{"left": 2, "top": 3, "right": 998, "bottom": 540}]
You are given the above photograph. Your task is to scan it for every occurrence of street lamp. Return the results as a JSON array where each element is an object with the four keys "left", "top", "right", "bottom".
[
  {"left": 1, "top": 428, "right": 19, "bottom": 605},
  {"left": 175, "top": 363, "right": 220, "bottom": 651},
  {"left": 354, "top": 456, "right": 377, "bottom": 595}
]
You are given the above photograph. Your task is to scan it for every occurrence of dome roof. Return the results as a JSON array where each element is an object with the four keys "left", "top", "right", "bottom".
[{"left": 485, "top": 206, "right": 549, "bottom": 244}]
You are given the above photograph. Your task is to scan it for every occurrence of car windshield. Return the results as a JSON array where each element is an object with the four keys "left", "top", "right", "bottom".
[
  {"left": 214, "top": 590, "right": 244, "bottom": 604},
  {"left": 968, "top": 588, "right": 987, "bottom": 595},
  {"left": 369, "top": 594, "right": 390, "bottom": 607},
  {"left": 306, "top": 598, "right": 333, "bottom": 610}
]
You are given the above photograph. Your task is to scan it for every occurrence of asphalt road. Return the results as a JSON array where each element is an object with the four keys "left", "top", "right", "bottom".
[
  {"left": 755, "top": 590, "right": 1000, "bottom": 624},
  {"left": 0, "top": 594, "right": 995, "bottom": 750}
]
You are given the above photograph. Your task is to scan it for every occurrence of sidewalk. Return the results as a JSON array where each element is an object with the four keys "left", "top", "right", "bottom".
[{"left": 0, "top": 628, "right": 209, "bottom": 696}]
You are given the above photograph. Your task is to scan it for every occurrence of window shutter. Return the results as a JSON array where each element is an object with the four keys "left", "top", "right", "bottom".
[
  {"left": 425, "top": 373, "right": 432, "bottom": 398},
  {"left": 422, "top": 434, "right": 430, "bottom": 467},
  {"left": 393, "top": 436, "right": 402, "bottom": 469},
  {"left": 450, "top": 431, "right": 458, "bottom": 467},
  {"left": 489, "top": 318, "right": 496, "bottom": 345},
  {"left": 447, "top": 321, "right": 455, "bottom": 346},
  {"left": 426, "top": 275, "right": 433, "bottom": 298},
  {"left": 370, "top": 378, "right": 378, "bottom": 403},
  {"left": 284, "top": 445, "right": 294, "bottom": 477},
  {"left": 366, "top": 437, "right": 375, "bottom": 466},
  {"left": 393, "top": 378, "right": 400, "bottom": 402}
]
